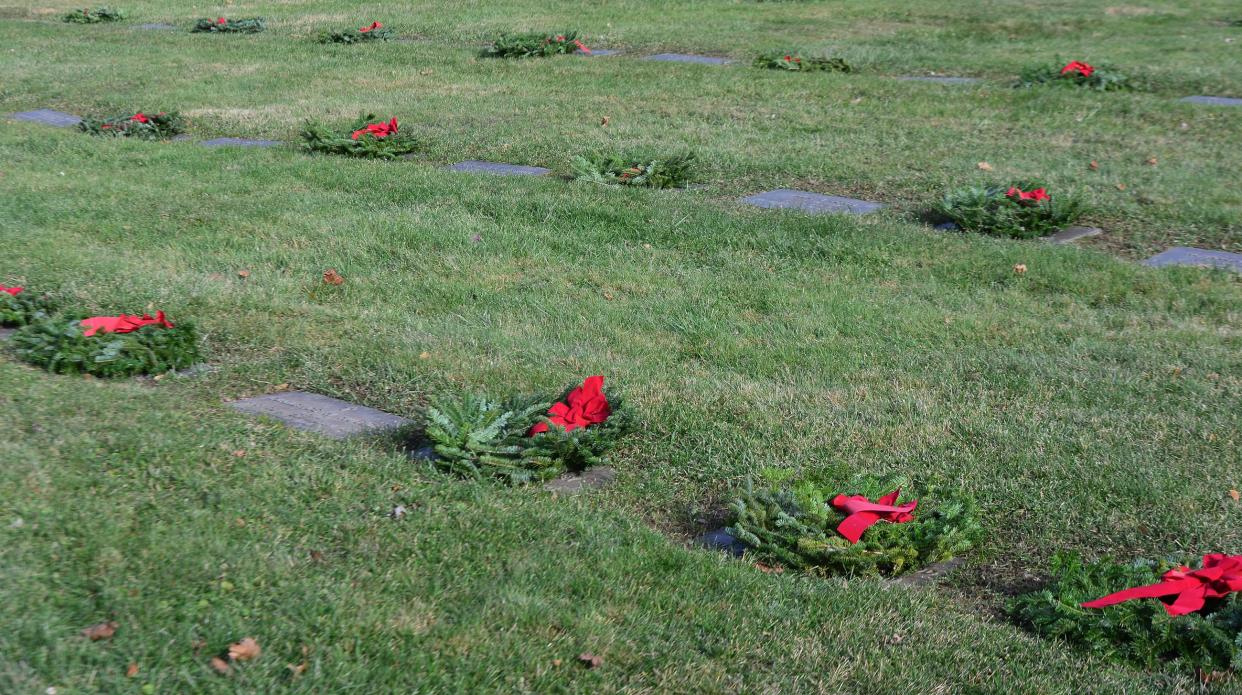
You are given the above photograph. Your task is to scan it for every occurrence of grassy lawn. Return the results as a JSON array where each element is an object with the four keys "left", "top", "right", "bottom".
[{"left": 2, "top": 0, "right": 1241, "bottom": 692}]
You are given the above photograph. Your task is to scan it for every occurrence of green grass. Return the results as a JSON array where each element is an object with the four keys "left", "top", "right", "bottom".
[{"left": 2, "top": 0, "right": 1241, "bottom": 691}]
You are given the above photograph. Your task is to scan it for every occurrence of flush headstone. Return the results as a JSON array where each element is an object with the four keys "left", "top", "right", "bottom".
[
  {"left": 578, "top": 48, "right": 618, "bottom": 57},
  {"left": 448, "top": 160, "right": 550, "bottom": 176},
  {"left": 1143, "top": 247, "right": 1242, "bottom": 273},
  {"left": 898, "top": 76, "right": 981, "bottom": 85},
  {"left": 696, "top": 528, "right": 747, "bottom": 557},
  {"left": 645, "top": 53, "right": 730, "bottom": 65},
  {"left": 135, "top": 23, "right": 177, "bottom": 30},
  {"left": 1046, "top": 226, "right": 1102, "bottom": 244},
  {"left": 9, "top": 109, "right": 82, "bottom": 128},
  {"left": 741, "top": 189, "right": 883, "bottom": 215},
  {"left": 229, "top": 391, "right": 410, "bottom": 439},
  {"left": 200, "top": 138, "right": 282, "bottom": 148},
  {"left": 1179, "top": 96, "right": 1242, "bottom": 107}
]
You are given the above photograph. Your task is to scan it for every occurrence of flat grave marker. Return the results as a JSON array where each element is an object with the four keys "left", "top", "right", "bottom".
[
  {"left": 1046, "top": 226, "right": 1102, "bottom": 244},
  {"left": 200, "top": 138, "right": 282, "bottom": 148},
  {"left": 898, "top": 76, "right": 981, "bottom": 85},
  {"left": 9, "top": 109, "right": 82, "bottom": 128},
  {"left": 696, "top": 527, "right": 747, "bottom": 557},
  {"left": 741, "top": 189, "right": 883, "bottom": 215},
  {"left": 447, "top": 160, "right": 550, "bottom": 176},
  {"left": 578, "top": 49, "right": 618, "bottom": 57},
  {"left": 229, "top": 391, "right": 410, "bottom": 440},
  {"left": 135, "top": 23, "right": 177, "bottom": 30},
  {"left": 645, "top": 53, "right": 730, "bottom": 65},
  {"left": 1180, "top": 96, "right": 1242, "bottom": 107},
  {"left": 1143, "top": 247, "right": 1242, "bottom": 273}
]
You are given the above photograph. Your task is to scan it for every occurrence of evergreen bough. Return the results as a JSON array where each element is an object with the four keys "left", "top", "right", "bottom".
[
  {"left": 1009, "top": 553, "right": 1242, "bottom": 673},
  {"left": 482, "top": 32, "right": 586, "bottom": 58},
  {"left": 318, "top": 26, "right": 393, "bottom": 44},
  {"left": 1, "top": 291, "right": 54, "bottom": 327},
  {"left": 753, "top": 51, "right": 850, "bottom": 72},
  {"left": 1016, "top": 62, "right": 1133, "bottom": 91},
  {"left": 571, "top": 152, "right": 698, "bottom": 189},
  {"left": 419, "top": 382, "right": 632, "bottom": 485},
  {"left": 300, "top": 114, "right": 419, "bottom": 160},
  {"left": 192, "top": 17, "right": 266, "bottom": 34},
  {"left": 934, "top": 183, "right": 1085, "bottom": 239},
  {"left": 727, "top": 472, "right": 981, "bottom": 577},
  {"left": 63, "top": 7, "right": 125, "bottom": 23},
  {"left": 78, "top": 111, "right": 185, "bottom": 140},
  {"left": 11, "top": 315, "right": 200, "bottom": 377}
]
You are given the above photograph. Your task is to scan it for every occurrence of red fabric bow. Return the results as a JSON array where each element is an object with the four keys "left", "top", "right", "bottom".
[
  {"left": 1061, "top": 60, "right": 1094, "bottom": 78},
  {"left": 359, "top": 21, "right": 382, "bottom": 33},
  {"left": 80, "top": 311, "right": 174, "bottom": 337},
  {"left": 1082, "top": 554, "right": 1242, "bottom": 616},
  {"left": 830, "top": 490, "right": 918, "bottom": 544},
  {"left": 573, "top": 39, "right": 591, "bottom": 54},
  {"left": 217, "top": 17, "right": 227, "bottom": 24},
  {"left": 530, "top": 375, "right": 611, "bottom": 435},
  {"left": 351, "top": 117, "right": 398, "bottom": 140},
  {"left": 1, "top": 285, "right": 22, "bottom": 296},
  {"left": 130, "top": 112, "right": 149, "bottom": 123},
  {"left": 1006, "top": 186, "right": 1050, "bottom": 203}
]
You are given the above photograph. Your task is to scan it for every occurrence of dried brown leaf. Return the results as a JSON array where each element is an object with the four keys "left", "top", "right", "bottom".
[
  {"left": 322, "top": 269, "right": 345, "bottom": 286},
  {"left": 81, "top": 621, "right": 118, "bottom": 641},
  {"left": 228, "top": 637, "right": 261, "bottom": 662},
  {"left": 976, "top": 161, "right": 993, "bottom": 171},
  {"left": 209, "top": 656, "right": 231, "bottom": 675},
  {"left": 1013, "top": 264, "right": 1028, "bottom": 275},
  {"left": 237, "top": 270, "right": 250, "bottom": 279},
  {"left": 578, "top": 652, "right": 603, "bottom": 669},
  {"left": 126, "top": 663, "right": 139, "bottom": 678},
  {"left": 1088, "top": 160, "right": 1099, "bottom": 170},
  {"left": 1230, "top": 489, "right": 1240, "bottom": 503}
]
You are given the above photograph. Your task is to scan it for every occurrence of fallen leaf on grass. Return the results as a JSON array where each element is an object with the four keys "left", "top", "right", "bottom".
[
  {"left": 237, "top": 270, "right": 250, "bottom": 279},
  {"left": 754, "top": 561, "right": 785, "bottom": 574},
  {"left": 209, "top": 656, "right": 231, "bottom": 675},
  {"left": 309, "top": 550, "right": 325, "bottom": 562},
  {"left": 81, "top": 621, "right": 118, "bottom": 641},
  {"left": 419, "top": 351, "right": 431, "bottom": 360},
  {"left": 231, "top": 449, "right": 246, "bottom": 458},
  {"left": 322, "top": 269, "right": 345, "bottom": 285},
  {"left": 126, "top": 663, "right": 139, "bottom": 678},
  {"left": 552, "top": 658, "right": 563, "bottom": 667},
  {"left": 1145, "top": 157, "right": 1158, "bottom": 166},
  {"left": 228, "top": 637, "right": 261, "bottom": 662},
  {"left": 600, "top": 116, "right": 610, "bottom": 127},
  {"left": 976, "top": 161, "right": 993, "bottom": 171},
  {"left": 1229, "top": 490, "right": 1239, "bottom": 503},
  {"left": 287, "top": 661, "right": 307, "bottom": 677},
  {"left": 1013, "top": 264, "right": 1028, "bottom": 275},
  {"left": 578, "top": 652, "right": 603, "bottom": 669},
  {"left": 1116, "top": 183, "right": 1127, "bottom": 191},
  {"left": 1089, "top": 160, "right": 1099, "bottom": 170}
]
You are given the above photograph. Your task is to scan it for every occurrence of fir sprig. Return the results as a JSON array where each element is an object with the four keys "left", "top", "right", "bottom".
[
  {"left": 1009, "top": 553, "right": 1242, "bottom": 672},
  {"left": 0, "top": 291, "right": 55, "bottom": 327},
  {"left": 934, "top": 183, "right": 1085, "bottom": 239},
  {"left": 483, "top": 32, "right": 587, "bottom": 58},
  {"left": 571, "top": 152, "right": 698, "bottom": 189},
  {"left": 78, "top": 111, "right": 185, "bottom": 140},
  {"left": 63, "top": 7, "right": 125, "bottom": 23},
  {"left": 192, "top": 17, "right": 266, "bottom": 34},
  {"left": 300, "top": 114, "right": 419, "bottom": 160},
  {"left": 727, "top": 472, "right": 981, "bottom": 577},
  {"left": 11, "top": 315, "right": 200, "bottom": 377}
]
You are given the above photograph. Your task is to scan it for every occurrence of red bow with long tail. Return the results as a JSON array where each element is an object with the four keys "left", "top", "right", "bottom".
[
  {"left": 1081, "top": 554, "right": 1242, "bottom": 616},
  {"left": 830, "top": 490, "right": 917, "bottom": 544},
  {"left": 80, "top": 311, "right": 174, "bottom": 337}
]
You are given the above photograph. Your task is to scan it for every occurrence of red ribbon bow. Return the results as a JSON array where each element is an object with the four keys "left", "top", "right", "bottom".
[
  {"left": 1006, "top": 186, "right": 1050, "bottom": 203},
  {"left": 573, "top": 39, "right": 591, "bottom": 54},
  {"left": 351, "top": 117, "right": 398, "bottom": 141},
  {"left": 1060, "top": 60, "right": 1094, "bottom": 78},
  {"left": 830, "top": 490, "right": 918, "bottom": 544},
  {"left": 1081, "top": 554, "right": 1242, "bottom": 616},
  {"left": 529, "top": 375, "right": 611, "bottom": 435},
  {"left": 1, "top": 285, "right": 23, "bottom": 296},
  {"left": 359, "top": 21, "right": 382, "bottom": 33},
  {"left": 130, "top": 112, "right": 150, "bottom": 123},
  {"left": 80, "top": 311, "right": 174, "bottom": 337},
  {"left": 217, "top": 17, "right": 227, "bottom": 24}
]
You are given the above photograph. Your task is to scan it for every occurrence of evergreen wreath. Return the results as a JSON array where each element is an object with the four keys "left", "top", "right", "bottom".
[
  {"left": 1016, "top": 60, "right": 1133, "bottom": 91},
  {"left": 11, "top": 314, "right": 200, "bottom": 377},
  {"left": 191, "top": 17, "right": 266, "bottom": 34},
  {"left": 63, "top": 7, "right": 125, "bottom": 23},
  {"left": 934, "top": 182, "right": 1085, "bottom": 239},
  {"left": 1009, "top": 553, "right": 1242, "bottom": 673},
  {"left": 318, "top": 22, "right": 393, "bottom": 44},
  {"left": 571, "top": 152, "right": 698, "bottom": 189},
  {"left": 727, "top": 471, "right": 981, "bottom": 577},
  {"left": 482, "top": 31, "right": 589, "bottom": 58},
  {"left": 753, "top": 50, "right": 851, "bottom": 72},
  {"left": 78, "top": 111, "right": 185, "bottom": 140},
  {"left": 0, "top": 289, "right": 54, "bottom": 327},
  {"left": 300, "top": 114, "right": 419, "bottom": 160},
  {"left": 418, "top": 377, "right": 632, "bottom": 485}
]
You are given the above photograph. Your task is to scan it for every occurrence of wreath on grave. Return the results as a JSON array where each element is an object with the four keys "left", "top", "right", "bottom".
[
  {"left": 1, "top": 286, "right": 55, "bottom": 327},
  {"left": 1009, "top": 552, "right": 1242, "bottom": 673},
  {"left": 11, "top": 311, "right": 200, "bottom": 377},
  {"left": 753, "top": 50, "right": 851, "bottom": 73},
  {"left": 482, "top": 31, "right": 590, "bottom": 58},
  {"left": 191, "top": 17, "right": 266, "bottom": 34},
  {"left": 727, "top": 471, "right": 982, "bottom": 577},
  {"left": 418, "top": 375, "right": 633, "bottom": 484},
  {"left": 934, "top": 183, "right": 1086, "bottom": 239},
  {"left": 300, "top": 114, "right": 419, "bottom": 159},
  {"left": 318, "top": 21, "right": 393, "bottom": 44},
  {"left": 79, "top": 111, "right": 185, "bottom": 140},
  {"left": 63, "top": 7, "right": 125, "bottom": 23},
  {"left": 571, "top": 152, "right": 698, "bottom": 189},
  {"left": 1016, "top": 60, "right": 1133, "bottom": 91}
]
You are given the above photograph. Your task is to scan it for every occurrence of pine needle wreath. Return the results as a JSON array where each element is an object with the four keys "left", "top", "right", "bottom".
[
  {"left": 0, "top": 290, "right": 54, "bottom": 327},
  {"left": 300, "top": 114, "right": 419, "bottom": 160},
  {"left": 63, "top": 7, "right": 125, "bottom": 23},
  {"left": 753, "top": 50, "right": 850, "bottom": 72},
  {"left": 418, "top": 381, "right": 632, "bottom": 485},
  {"left": 78, "top": 111, "right": 185, "bottom": 140},
  {"left": 1008, "top": 553, "right": 1242, "bottom": 672},
  {"left": 191, "top": 17, "right": 266, "bottom": 34},
  {"left": 1016, "top": 61, "right": 1134, "bottom": 91},
  {"left": 571, "top": 152, "right": 698, "bottom": 189},
  {"left": 482, "top": 31, "right": 588, "bottom": 58},
  {"left": 11, "top": 315, "right": 200, "bottom": 377},
  {"left": 934, "top": 182, "right": 1085, "bottom": 239},
  {"left": 318, "top": 24, "right": 393, "bottom": 44},
  {"left": 727, "top": 472, "right": 981, "bottom": 577}
]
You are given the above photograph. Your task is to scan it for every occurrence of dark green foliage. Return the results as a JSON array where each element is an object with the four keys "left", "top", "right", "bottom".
[
  {"left": 78, "top": 111, "right": 185, "bottom": 140},
  {"left": 419, "top": 383, "right": 632, "bottom": 485},
  {"left": 299, "top": 114, "right": 418, "bottom": 160},
  {"left": 1009, "top": 553, "right": 1242, "bottom": 672},
  {"left": 11, "top": 315, "right": 200, "bottom": 378},
  {"left": 753, "top": 51, "right": 851, "bottom": 72},
  {"left": 0, "top": 291, "right": 54, "bottom": 327},
  {"left": 191, "top": 17, "right": 266, "bottom": 34},
  {"left": 571, "top": 152, "right": 698, "bottom": 189},
  {"left": 482, "top": 31, "right": 587, "bottom": 58},
  {"left": 317, "top": 26, "right": 393, "bottom": 44},
  {"left": 62, "top": 7, "right": 125, "bottom": 23},
  {"left": 727, "top": 472, "right": 981, "bottom": 577},
  {"left": 1016, "top": 62, "right": 1133, "bottom": 91},
  {"left": 934, "top": 183, "right": 1085, "bottom": 239}
]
